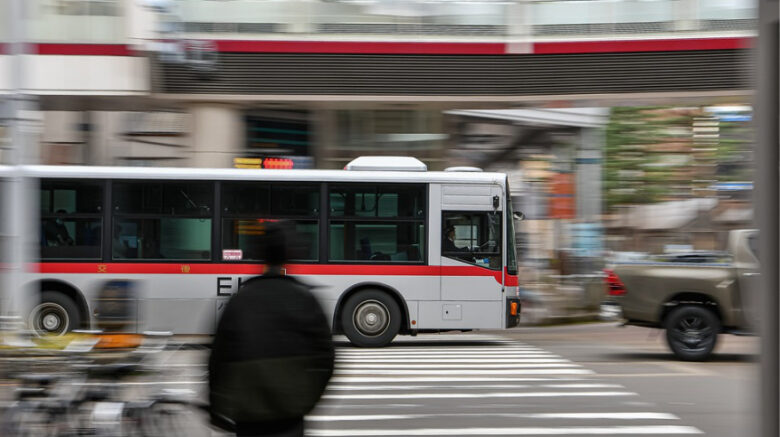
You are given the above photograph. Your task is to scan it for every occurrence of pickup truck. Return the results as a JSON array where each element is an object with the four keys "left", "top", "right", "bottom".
[{"left": 603, "top": 229, "right": 759, "bottom": 361}]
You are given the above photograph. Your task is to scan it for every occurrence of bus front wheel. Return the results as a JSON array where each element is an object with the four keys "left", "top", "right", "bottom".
[
  {"left": 29, "top": 291, "right": 81, "bottom": 336},
  {"left": 342, "top": 290, "right": 401, "bottom": 348}
]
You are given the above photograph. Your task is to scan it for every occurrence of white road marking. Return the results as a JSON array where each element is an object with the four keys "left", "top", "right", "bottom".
[
  {"left": 334, "top": 369, "right": 595, "bottom": 375},
  {"left": 307, "top": 425, "right": 703, "bottom": 435},
  {"left": 336, "top": 350, "right": 558, "bottom": 358},
  {"left": 306, "top": 412, "right": 680, "bottom": 421},
  {"left": 336, "top": 358, "right": 567, "bottom": 363},
  {"left": 321, "top": 391, "right": 636, "bottom": 400},
  {"left": 336, "top": 363, "right": 579, "bottom": 369},
  {"left": 325, "top": 383, "right": 624, "bottom": 391},
  {"left": 328, "top": 377, "right": 588, "bottom": 383},
  {"left": 338, "top": 347, "right": 544, "bottom": 353}
]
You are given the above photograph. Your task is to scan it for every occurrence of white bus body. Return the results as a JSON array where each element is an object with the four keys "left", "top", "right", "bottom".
[{"left": 10, "top": 159, "right": 521, "bottom": 347}]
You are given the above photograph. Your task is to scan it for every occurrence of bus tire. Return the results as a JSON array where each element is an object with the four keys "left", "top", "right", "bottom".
[
  {"left": 341, "top": 290, "right": 401, "bottom": 348},
  {"left": 29, "top": 291, "right": 81, "bottom": 336}
]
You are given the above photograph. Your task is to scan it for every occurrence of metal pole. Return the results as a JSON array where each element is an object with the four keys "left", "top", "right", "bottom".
[
  {"left": 756, "top": 1, "right": 779, "bottom": 436},
  {"left": 2, "top": 0, "right": 37, "bottom": 328}
]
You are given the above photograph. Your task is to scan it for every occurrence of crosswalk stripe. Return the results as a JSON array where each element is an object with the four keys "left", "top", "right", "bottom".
[
  {"left": 325, "top": 383, "right": 624, "bottom": 391},
  {"left": 337, "top": 351, "right": 557, "bottom": 356},
  {"left": 336, "top": 358, "right": 571, "bottom": 364},
  {"left": 306, "top": 425, "right": 704, "bottom": 435},
  {"left": 321, "top": 391, "right": 636, "bottom": 400},
  {"left": 338, "top": 347, "right": 544, "bottom": 353},
  {"left": 328, "top": 377, "right": 588, "bottom": 383},
  {"left": 336, "top": 363, "right": 580, "bottom": 369},
  {"left": 306, "top": 412, "right": 680, "bottom": 421},
  {"left": 334, "top": 368, "right": 596, "bottom": 375}
]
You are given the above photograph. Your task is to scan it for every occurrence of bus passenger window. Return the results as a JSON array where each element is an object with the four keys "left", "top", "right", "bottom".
[
  {"left": 112, "top": 181, "right": 213, "bottom": 261},
  {"left": 40, "top": 180, "right": 103, "bottom": 260},
  {"left": 221, "top": 183, "right": 320, "bottom": 262},
  {"left": 327, "top": 183, "right": 426, "bottom": 263}
]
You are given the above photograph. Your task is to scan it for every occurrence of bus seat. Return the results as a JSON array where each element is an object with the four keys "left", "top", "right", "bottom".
[
  {"left": 359, "top": 238, "right": 372, "bottom": 260},
  {"left": 406, "top": 245, "right": 421, "bottom": 261}
]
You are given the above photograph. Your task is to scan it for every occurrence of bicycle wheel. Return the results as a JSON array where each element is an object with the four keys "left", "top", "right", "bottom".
[
  {"left": 1, "top": 403, "right": 57, "bottom": 437},
  {"left": 139, "top": 401, "right": 207, "bottom": 437}
]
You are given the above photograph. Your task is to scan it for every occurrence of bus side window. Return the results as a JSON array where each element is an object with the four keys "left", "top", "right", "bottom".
[
  {"left": 39, "top": 180, "right": 103, "bottom": 260},
  {"left": 327, "top": 183, "right": 426, "bottom": 263},
  {"left": 442, "top": 211, "right": 501, "bottom": 269},
  {"left": 112, "top": 182, "right": 213, "bottom": 261}
]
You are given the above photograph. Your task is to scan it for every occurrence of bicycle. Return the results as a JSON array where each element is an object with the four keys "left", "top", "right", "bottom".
[{"left": 1, "top": 331, "right": 212, "bottom": 436}]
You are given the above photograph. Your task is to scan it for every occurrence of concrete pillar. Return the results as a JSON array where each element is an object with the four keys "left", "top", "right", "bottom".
[
  {"left": 575, "top": 127, "right": 604, "bottom": 222},
  {"left": 756, "top": 0, "right": 779, "bottom": 435},
  {"left": 673, "top": 0, "right": 699, "bottom": 31},
  {"left": 311, "top": 107, "right": 336, "bottom": 169},
  {"left": 574, "top": 126, "right": 605, "bottom": 257},
  {"left": 188, "top": 104, "right": 244, "bottom": 168}
]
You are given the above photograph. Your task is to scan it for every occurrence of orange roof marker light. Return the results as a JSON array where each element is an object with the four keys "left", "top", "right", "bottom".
[{"left": 263, "top": 158, "right": 294, "bottom": 169}]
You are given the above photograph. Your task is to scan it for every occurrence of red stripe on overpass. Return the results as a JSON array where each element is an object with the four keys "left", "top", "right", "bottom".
[
  {"left": 533, "top": 37, "right": 753, "bottom": 54},
  {"left": 6, "top": 37, "right": 754, "bottom": 56}
]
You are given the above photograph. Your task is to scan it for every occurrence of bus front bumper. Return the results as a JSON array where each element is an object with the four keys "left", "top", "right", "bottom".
[{"left": 506, "top": 297, "right": 521, "bottom": 328}]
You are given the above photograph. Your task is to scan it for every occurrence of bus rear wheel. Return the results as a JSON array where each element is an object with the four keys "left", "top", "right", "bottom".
[
  {"left": 342, "top": 290, "right": 401, "bottom": 348},
  {"left": 29, "top": 291, "right": 81, "bottom": 336}
]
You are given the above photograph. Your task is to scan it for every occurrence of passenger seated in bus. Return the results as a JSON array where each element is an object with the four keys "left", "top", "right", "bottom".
[
  {"left": 359, "top": 237, "right": 372, "bottom": 260},
  {"left": 370, "top": 252, "right": 391, "bottom": 261},
  {"left": 112, "top": 224, "right": 134, "bottom": 259},
  {"left": 43, "top": 210, "right": 74, "bottom": 246}
]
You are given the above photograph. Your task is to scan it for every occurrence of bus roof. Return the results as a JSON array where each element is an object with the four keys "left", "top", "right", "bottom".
[{"left": 14, "top": 165, "right": 508, "bottom": 186}]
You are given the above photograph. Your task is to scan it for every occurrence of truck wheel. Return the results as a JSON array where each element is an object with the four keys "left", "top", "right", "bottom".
[
  {"left": 29, "top": 291, "right": 81, "bottom": 336},
  {"left": 341, "top": 290, "right": 401, "bottom": 348},
  {"left": 665, "top": 305, "right": 720, "bottom": 361}
]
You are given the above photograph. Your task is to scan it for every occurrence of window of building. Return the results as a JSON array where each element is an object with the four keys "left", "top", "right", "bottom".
[
  {"left": 40, "top": 180, "right": 103, "bottom": 260},
  {"left": 328, "top": 184, "right": 425, "bottom": 263},
  {"left": 442, "top": 211, "right": 502, "bottom": 270},
  {"left": 221, "top": 182, "right": 320, "bottom": 262},
  {"left": 111, "top": 181, "right": 213, "bottom": 260}
]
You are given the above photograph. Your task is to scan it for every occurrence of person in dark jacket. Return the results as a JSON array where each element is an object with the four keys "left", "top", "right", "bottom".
[{"left": 209, "top": 222, "right": 335, "bottom": 437}]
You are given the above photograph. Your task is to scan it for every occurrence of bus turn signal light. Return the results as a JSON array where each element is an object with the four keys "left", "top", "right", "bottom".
[{"left": 510, "top": 302, "right": 518, "bottom": 316}]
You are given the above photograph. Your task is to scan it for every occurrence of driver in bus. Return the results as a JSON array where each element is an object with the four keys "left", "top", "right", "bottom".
[{"left": 443, "top": 225, "right": 474, "bottom": 263}]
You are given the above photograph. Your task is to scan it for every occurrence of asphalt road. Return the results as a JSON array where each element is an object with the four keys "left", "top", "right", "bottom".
[
  {"left": 0, "top": 323, "right": 758, "bottom": 436},
  {"left": 500, "top": 322, "right": 760, "bottom": 437}
]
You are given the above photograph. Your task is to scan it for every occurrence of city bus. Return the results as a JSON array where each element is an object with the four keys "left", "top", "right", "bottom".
[{"left": 17, "top": 156, "right": 521, "bottom": 347}]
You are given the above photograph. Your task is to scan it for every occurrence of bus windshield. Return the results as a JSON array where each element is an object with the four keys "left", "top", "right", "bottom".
[{"left": 506, "top": 182, "right": 518, "bottom": 276}]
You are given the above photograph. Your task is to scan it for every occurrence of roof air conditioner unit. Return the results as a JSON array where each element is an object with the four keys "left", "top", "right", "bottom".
[
  {"left": 444, "top": 166, "right": 483, "bottom": 172},
  {"left": 345, "top": 156, "right": 427, "bottom": 172}
]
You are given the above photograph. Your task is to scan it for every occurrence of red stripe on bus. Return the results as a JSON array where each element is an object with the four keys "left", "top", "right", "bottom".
[
  {"left": 532, "top": 37, "right": 752, "bottom": 54},
  {"left": 36, "top": 263, "right": 503, "bottom": 281},
  {"left": 504, "top": 268, "right": 519, "bottom": 287}
]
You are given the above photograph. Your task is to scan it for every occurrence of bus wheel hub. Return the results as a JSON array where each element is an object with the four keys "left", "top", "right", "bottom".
[
  {"left": 43, "top": 314, "right": 60, "bottom": 330},
  {"left": 354, "top": 300, "right": 389, "bottom": 336}
]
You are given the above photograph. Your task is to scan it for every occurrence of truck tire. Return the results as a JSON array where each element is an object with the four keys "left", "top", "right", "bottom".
[
  {"left": 665, "top": 305, "right": 720, "bottom": 361},
  {"left": 341, "top": 290, "right": 401, "bottom": 348},
  {"left": 29, "top": 291, "right": 81, "bottom": 336}
]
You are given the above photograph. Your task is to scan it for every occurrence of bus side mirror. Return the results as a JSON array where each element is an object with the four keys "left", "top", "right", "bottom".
[{"left": 513, "top": 212, "right": 525, "bottom": 221}]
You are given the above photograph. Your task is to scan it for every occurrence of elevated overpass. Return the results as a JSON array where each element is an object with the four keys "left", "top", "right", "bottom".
[{"left": 150, "top": 36, "right": 752, "bottom": 107}]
